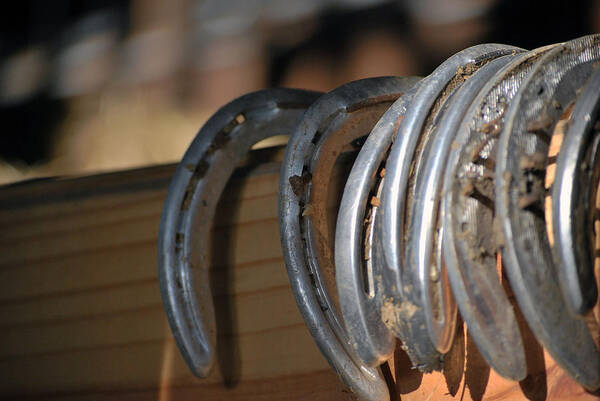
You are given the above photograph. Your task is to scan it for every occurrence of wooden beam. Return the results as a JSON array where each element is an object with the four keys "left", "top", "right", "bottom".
[{"left": 0, "top": 153, "right": 596, "bottom": 400}]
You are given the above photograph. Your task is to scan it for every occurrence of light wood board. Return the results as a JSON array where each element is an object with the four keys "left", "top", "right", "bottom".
[{"left": 0, "top": 153, "right": 596, "bottom": 400}]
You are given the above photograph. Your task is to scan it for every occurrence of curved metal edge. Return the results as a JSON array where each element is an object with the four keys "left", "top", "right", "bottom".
[
  {"left": 369, "top": 85, "right": 441, "bottom": 370},
  {"left": 440, "top": 48, "right": 551, "bottom": 381},
  {"left": 280, "top": 77, "right": 416, "bottom": 401},
  {"left": 378, "top": 43, "right": 522, "bottom": 372},
  {"left": 380, "top": 44, "right": 522, "bottom": 303},
  {"left": 409, "top": 54, "right": 518, "bottom": 353},
  {"left": 496, "top": 34, "right": 600, "bottom": 390},
  {"left": 552, "top": 65, "right": 600, "bottom": 315},
  {"left": 158, "top": 88, "right": 322, "bottom": 377},
  {"left": 368, "top": 84, "right": 446, "bottom": 370},
  {"left": 335, "top": 77, "right": 421, "bottom": 366}
]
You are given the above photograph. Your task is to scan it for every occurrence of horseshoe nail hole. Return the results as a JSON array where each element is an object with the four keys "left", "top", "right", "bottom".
[
  {"left": 312, "top": 130, "right": 323, "bottom": 145},
  {"left": 460, "top": 222, "right": 468, "bottom": 233},
  {"left": 351, "top": 135, "right": 368, "bottom": 149},
  {"left": 235, "top": 113, "right": 246, "bottom": 124},
  {"left": 430, "top": 272, "right": 442, "bottom": 322}
]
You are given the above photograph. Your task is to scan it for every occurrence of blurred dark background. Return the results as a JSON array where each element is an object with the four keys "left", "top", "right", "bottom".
[{"left": 0, "top": 0, "right": 597, "bottom": 184}]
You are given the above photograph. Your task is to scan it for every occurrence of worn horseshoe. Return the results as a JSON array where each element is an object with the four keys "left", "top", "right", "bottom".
[
  {"left": 441, "top": 45, "right": 562, "bottom": 381},
  {"left": 158, "top": 88, "right": 321, "bottom": 377},
  {"left": 377, "top": 43, "right": 520, "bottom": 371},
  {"left": 552, "top": 64, "right": 600, "bottom": 316},
  {"left": 496, "top": 34, "right": 600, "bottom": 390},
  {"left": 335, "top": 77, "right": 421, "bottom": 367},
  {"left": 280, "top": 77, "right": 416, "bottom": 401},
  {"left": 408, "top": 53, "right": 518, "bottom": 356}
]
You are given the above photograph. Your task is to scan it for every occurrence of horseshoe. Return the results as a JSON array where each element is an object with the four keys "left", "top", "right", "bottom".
[
  {"left": 496, "top": 34, "right": 600, "bottom": 390},
  {"left": 376, "top": 43, "right": 521, "bottom": 371},
  {"left": 158, "top": 88, "right": 321, "bottom": 377},
  {"left": 552, "top": 64, "right": 600, "bottom": 316},
  {"left": 335, "top": 78, "right": 421, "bottom": 367},
  {"left": 408, "top": 53, "right": 518, "bottom": 357},
  {"left": 440, "top": 45, "right": 563, "bottom": 380},
  {"left": 280, "top": 77, "right": 416, "bottom": 401}
]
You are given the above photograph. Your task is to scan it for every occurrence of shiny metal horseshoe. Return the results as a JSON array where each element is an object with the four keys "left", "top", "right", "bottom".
[
  {"left": 408, "top": 53, "right": 517, "bottom": 356},
  {"left": 441, "top": 45, "right": 561, "bottom": 381},
  {"left": 377, "top": 43, "right": 520, "bottom": 371},
  {"left": 158, "top": 88, "right": 321, "bottom": 377},
  {"left": 552, "top": 64, "right": 600, "bottom": 316},
  {"left": 335, "top": 77, "right": 421, "bottom": 367},
  {"left": 280, "top": 77, "right": 416, "bottom": 401},
  {"left": 496, "top": 34, "right": 600, "bottom": 390}
]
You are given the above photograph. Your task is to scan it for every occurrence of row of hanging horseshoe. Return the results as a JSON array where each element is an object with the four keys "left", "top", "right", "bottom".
[{"left": 158, "top": 34, "right": 600, "bottom": 400}]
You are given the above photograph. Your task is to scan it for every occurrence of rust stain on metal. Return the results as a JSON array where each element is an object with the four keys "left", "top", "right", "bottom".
[{"left": 289, "top": 171, "right": 312, "bottom": 197}]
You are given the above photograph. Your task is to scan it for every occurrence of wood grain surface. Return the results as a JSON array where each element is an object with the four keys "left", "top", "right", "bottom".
[{"left": 0, "top": 152, "right": 597, "bottom": 400}]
